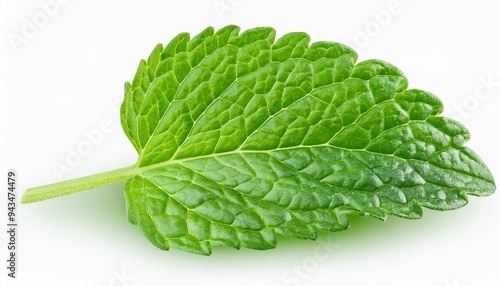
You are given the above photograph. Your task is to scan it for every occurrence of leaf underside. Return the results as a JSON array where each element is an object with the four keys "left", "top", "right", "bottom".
[{"left": 120, "top": 25, "right": 495, "bottom": 255}]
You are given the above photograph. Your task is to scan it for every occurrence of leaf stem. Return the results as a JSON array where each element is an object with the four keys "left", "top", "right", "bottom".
[{"left": 21, "top": 165, "right": 137, "bottom": 204}]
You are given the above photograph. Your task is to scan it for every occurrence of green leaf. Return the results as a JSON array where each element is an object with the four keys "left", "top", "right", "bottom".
[{"left": 22, "top": 25, "right": 495, "bottom": 255}]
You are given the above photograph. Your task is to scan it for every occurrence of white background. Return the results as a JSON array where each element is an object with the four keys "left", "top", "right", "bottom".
[{"left": 1, "top": 0, "right": 499, "bottom": 285}]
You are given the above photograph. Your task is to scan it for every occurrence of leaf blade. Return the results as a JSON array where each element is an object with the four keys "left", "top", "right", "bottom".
[{"left": 121, "top": 26, "right": 495, "bottom": 254}]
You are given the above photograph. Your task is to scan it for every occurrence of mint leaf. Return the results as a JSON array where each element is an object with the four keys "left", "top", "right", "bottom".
[{"left": 22, "top": 26, "right": 496, "bottom": 255}]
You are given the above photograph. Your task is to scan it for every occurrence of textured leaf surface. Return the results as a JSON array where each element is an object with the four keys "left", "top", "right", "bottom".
[{"left": 120, "top": 25, "right": 495, "bottom": 255}]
